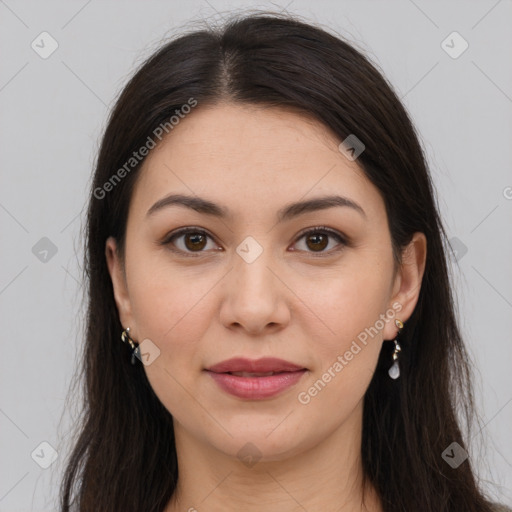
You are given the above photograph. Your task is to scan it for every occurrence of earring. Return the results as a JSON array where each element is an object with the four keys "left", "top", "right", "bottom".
[
  {"left": 121, "top": 327, "right": 140, "bottom": 365},
  {"left": 388, "top": 319, "right": 404, "bottom": 380}
]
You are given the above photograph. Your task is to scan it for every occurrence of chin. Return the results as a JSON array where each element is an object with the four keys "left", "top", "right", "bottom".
[{"left": 207, "top": 423, "right": 313, "bottom": 464}]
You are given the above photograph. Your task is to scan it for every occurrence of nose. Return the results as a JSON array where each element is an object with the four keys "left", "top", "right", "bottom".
[{"left": 219, "top": 245, "right": 291, "bottom": 336}]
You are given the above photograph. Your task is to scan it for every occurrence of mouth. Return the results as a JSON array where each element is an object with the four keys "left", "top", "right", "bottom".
[
  {"left": 205, "top": 358, "right": 307, "bottom": 400},
  {"left": 224, "top": 371, "right": 287, "bottom": 377},
  {"left": 206, "top": 356, "right": 306, "bottom": 374}
]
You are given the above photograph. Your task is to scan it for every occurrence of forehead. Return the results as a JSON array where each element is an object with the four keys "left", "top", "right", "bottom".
[{"left": 130, "top": 102, "right": 383, "bottom": 220}]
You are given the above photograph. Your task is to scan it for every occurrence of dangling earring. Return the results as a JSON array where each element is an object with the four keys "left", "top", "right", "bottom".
[
  {"left": 388, "top": 319, "right": 404, "bottom": 380},
  {"left": 121, "top": 327, "right": 140, "bottom": 365}
]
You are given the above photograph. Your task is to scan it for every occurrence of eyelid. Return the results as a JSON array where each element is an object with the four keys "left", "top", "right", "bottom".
[
  {"left": 294, "top": 225, "right": 347, "bottom": 244},
  {"left": 292, "top": 225, "right": 348, "bottom": 256},
  {"left": 159, "top": 226, "right": 221, "bottom": 256},
  {"left": 160, "top": 225, "right": 348, "bottom": 256}
]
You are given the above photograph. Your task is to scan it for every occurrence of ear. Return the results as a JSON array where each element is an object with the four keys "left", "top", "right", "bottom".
[
  {"left": 383, "top": 232, "right": 427, "bottom": 340},
  {"left": 105, "top": 236, "right": 134, "bottom": 330}
]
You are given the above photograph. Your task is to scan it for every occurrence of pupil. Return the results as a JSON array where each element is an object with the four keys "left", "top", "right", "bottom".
[
  {"left": 186, "top": 233, "right": 206, "bottom": 251},
  {"left": 307, "top": 233, "right": 327, "bottom": 251}
]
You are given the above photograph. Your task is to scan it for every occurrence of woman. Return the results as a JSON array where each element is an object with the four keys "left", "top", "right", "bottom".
[{"left": 59, "top": 11, "right": 510, "bottom": 512}]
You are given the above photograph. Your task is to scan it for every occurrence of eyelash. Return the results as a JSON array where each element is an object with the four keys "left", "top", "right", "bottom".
[{"left": 160, "top": 226, "right": 348, "bottom": 258}]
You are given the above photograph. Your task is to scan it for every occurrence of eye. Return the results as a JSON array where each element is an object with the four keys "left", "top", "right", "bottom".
[
  {"left": 161, "top": 227, "right": 221, "bottom": 255},
  {"left": 161, "top": 226, "right": 347, "bottom": 257},
  {"left": 291, "top": 226, "right": 347, "bottom": 256}
]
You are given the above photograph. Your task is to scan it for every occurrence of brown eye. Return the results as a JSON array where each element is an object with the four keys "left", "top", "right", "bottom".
[
  {"left": 184, "top": 232, "right": 207, "bottom": 251},
  {"left": 163, "top": 228, "right": 219, "bottom": 255},
  {"left": 293, "top": 227, "right": 346, "bottom": 255},
  {"left": 305, "top": 232, "right": 329, "bottom": 252}
]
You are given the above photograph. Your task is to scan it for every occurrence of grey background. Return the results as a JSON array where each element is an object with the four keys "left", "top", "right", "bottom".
[{"left": 1, "top": 1, "right": 511, "bottom": 510}]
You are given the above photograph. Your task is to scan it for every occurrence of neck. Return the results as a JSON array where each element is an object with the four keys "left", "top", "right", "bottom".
[{"left": 165, "top": 402, "right": 382, "bottom": 512}]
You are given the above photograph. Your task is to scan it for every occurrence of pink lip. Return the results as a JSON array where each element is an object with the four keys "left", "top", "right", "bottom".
[
  {"left": 207, "top": 357, "right": 305, "bottom": 373},
  {"left": 205, "top": 357, "right": 307, "bottom": 400},
  {"left": 207, "top": 370, "right": 307, "bottom": 399}
]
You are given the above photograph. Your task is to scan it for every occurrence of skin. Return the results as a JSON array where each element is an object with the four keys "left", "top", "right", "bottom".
[{"left": 106, "top": 102, "right": 427, "bottom": 512}]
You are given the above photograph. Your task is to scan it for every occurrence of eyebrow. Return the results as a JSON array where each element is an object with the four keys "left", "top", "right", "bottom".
[{"left": 146, "top": 193, "right": 366, "bottom": 221}]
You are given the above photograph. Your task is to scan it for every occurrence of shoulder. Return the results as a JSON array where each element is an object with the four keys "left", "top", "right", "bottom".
[{"left": 490, "top": 503, "right": 512, "bottom": 512}]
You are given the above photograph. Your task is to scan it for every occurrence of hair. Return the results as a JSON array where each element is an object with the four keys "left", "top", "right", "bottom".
[{"left": 59, "top": 10, "right": 500, "bottom": 512}]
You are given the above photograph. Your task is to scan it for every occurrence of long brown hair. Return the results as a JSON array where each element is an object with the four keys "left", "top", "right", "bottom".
[{"left": 60, "top": 11, "right": 500, "bottom": 511}]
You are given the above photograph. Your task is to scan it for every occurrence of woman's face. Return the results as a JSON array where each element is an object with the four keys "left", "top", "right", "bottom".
[{"left": 107, "top": 102, "right": 424, "bottom": 462}]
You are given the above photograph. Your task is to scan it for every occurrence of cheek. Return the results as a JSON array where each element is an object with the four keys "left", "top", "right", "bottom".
[
  {"left": 294, "top": 275, "right": 388, "bottom": 423},
  {"left": 126, "top": 259, "right": 218, "bottom": 421},
  {"left": 124, "top": 244, "right": 219, "bottom": 358},
  {"left": 292, "top": 259, "right": 393, "bottom": 415},
  {"left": 299, "top": 261, "right": 393, "bottom": 356}
]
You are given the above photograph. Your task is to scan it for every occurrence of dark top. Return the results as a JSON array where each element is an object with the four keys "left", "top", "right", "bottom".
[{"left": 491, "top": 503, "right": 512, "bottom": 512}]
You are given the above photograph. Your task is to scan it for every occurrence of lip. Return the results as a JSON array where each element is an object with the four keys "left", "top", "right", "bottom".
[
  {"left": 205, "top": 357, "right": 307, "bottom": 400},
  {"left": 206, "top": 357, "right": 305, "bottom": 373},
  {"left": 207, "top": 370, "right": 307, "bottom": 399}
]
